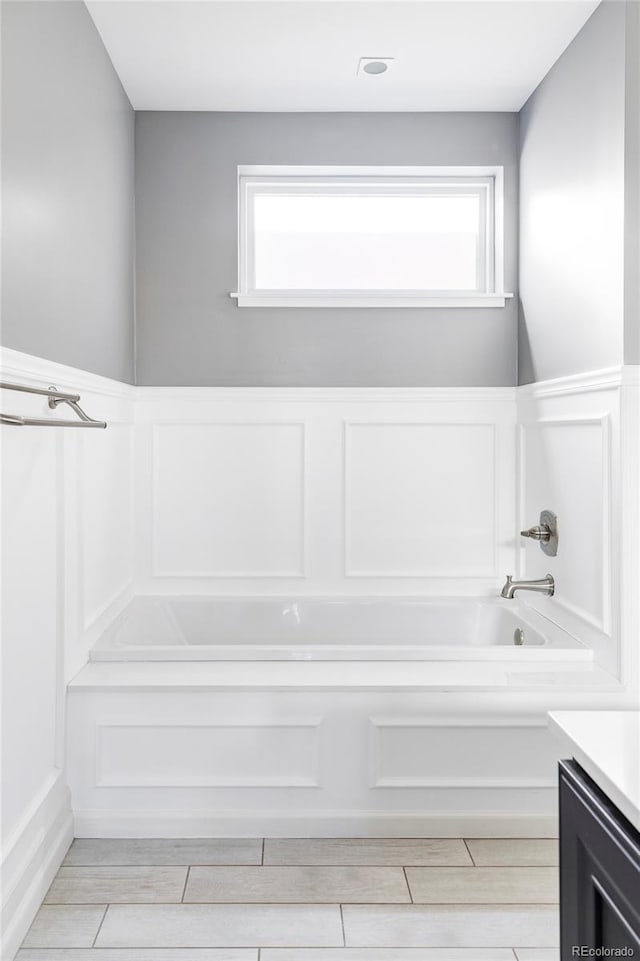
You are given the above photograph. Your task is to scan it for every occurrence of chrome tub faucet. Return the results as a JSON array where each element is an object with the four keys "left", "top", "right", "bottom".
[{"left": 500, "top": 574, "right": 555, "bottom": 599}]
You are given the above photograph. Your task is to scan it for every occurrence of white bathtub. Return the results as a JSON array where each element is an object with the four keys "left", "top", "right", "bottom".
[{"left": 91, "top": 596, "right": 591, "bottom": 662}]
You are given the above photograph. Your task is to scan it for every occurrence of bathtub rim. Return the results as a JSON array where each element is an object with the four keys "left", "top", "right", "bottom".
[{"left": 89, "top": 593, "right": 593, "bottom": 663}]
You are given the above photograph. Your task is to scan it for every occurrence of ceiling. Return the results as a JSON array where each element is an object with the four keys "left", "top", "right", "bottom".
[{"left": 86, "top": 0, "right": 601, "bottom": 112}]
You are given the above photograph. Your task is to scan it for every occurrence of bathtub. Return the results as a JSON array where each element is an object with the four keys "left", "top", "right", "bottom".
[
  {"left": 91, "top": 596, "right": 591, "bottom": 662},
  {"left": 75, "top": 596, "right": 602, "bottom": 840}
]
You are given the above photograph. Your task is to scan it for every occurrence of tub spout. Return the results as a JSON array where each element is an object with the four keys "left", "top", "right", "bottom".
[{"left": 500, "top": 574, "right": 554, "bottom": 599}]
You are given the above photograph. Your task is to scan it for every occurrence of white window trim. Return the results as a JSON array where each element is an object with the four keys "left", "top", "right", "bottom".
[{"left": 233, "top": 165, "right": 513, "bottom": 308}]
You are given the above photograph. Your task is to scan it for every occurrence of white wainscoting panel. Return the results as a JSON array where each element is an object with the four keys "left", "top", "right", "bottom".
[
  {"left": 517, "top": 369, "right": 625, "bottom": 676},
  {"left": 151, "top": 422, "right": 306, "bottom": 577},
  {"left": 620, "top": 367, "right": 640, "bottom": 689},
  {"left": 67, "top": 688, "right": 567, "bottom": 839},
  {"left": 96, "top": 719, "right": 322, "bottom": 787},
  {"left": 519, "top": 416, "right": 610, "bottom": 632},
  {"left": 4, "top": 357, "right": 638, "bottom": 944},
  {"left": 369, "top": 716, "right": 557, "bottom": 789},
  {"left": 345, "top": 423, "right": 496, "bottom": 577},
  {"left": 79, "top": 424, "right": 135, "bottom": 630},
  {"left": 1, "top": 426, "right": 62, "bottom": 829},
  {"left": 0, "top": 348, "right": 134, "bottom": 959},
  {"left": 136, "top": 389, "right": 516, "bottom": 594}
]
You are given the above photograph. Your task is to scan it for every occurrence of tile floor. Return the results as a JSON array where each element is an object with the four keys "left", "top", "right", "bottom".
[{"left": 18, "top": 838, "right": 560, "bottom": 960}]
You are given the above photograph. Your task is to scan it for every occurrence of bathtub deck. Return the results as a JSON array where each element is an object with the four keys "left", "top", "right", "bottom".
[
  {"left": 70, "top": 658, "right": 617, "bottom": 692},
  {"left": 18, "top": 836, "right": 559, "bottom": 959}
]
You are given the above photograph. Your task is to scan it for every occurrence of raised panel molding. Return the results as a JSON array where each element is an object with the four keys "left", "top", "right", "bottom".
[
  {"left": 137, "top": 391, "right": 516, "bottom": 592},
  {"left": 79, "top": 424, "right": 135, "bottom": 632},
  {"left": 369, "top": 716, "right": 557, "bottom": 789},
  {"left": 518, "top": 414, "right": 613, "bottom": 635},
  {"left": 344, "top": 421, "right": 498, "bottom": 578},
  {"left": 95, "top": 719, "right": 323, "bottom": 788},
  {"left": 151, "top": 422, "right": 306, "bottom": 578}
]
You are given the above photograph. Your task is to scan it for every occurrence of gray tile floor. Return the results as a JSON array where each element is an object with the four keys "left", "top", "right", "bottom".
[{"left": 18, "top": 838, "right": 560, "bottom": 960}]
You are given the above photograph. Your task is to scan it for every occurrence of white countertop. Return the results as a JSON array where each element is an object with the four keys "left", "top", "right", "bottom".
[{"left": 548, "top": 710, "right": 640, "bottom": 831}]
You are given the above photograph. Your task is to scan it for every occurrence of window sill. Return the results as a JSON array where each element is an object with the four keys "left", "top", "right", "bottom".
[{"left": 230, "top": 293, "right": 514, "bottom": 309}]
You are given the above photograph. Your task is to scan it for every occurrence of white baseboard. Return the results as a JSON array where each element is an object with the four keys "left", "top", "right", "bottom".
[
  {"left": 1, "top": 772, "right": 74, "bottom": 961},
  {"left": 73, "top": 809, "right": 558, "bottom": 839}
]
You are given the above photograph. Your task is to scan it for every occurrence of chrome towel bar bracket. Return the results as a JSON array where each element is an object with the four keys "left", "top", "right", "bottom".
[{"left": 0, "top": 381, "right": 107, "bottom": 429}]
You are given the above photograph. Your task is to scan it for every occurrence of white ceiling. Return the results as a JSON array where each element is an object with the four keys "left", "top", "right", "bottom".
[{"left": 86, "top": 0, "right": 600, "bottom": 112}]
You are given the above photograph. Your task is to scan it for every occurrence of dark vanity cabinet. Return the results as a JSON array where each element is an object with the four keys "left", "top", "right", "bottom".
[{"left": 559, "top": 760, "right": 640, "bottom": 958}]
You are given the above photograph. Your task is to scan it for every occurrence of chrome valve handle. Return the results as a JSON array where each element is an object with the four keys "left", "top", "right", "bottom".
[
  {"left": 520, "top": 524, "right": 552, "bottom": 542},
  {"left": 519, "top": 510, "right": 558, "bottom": 557}
]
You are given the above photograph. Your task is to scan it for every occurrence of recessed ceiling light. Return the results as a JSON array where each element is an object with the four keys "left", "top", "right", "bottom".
[{"left": 358, "top": 57, "right": 394, "bottom": 77}]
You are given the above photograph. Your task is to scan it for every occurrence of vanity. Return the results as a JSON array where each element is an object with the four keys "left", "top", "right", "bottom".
[{"left": 549, "top": 712, "right": 640, "bottom": 958}]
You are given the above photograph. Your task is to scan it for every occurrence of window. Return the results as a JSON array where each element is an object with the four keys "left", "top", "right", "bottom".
[{"left": 234, "top": 166, "right": 510, "bottom": 307}]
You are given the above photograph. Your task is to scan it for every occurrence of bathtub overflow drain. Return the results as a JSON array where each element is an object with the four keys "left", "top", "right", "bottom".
[{"left": 514, "top": 627, "right": 525, "bottom": 646}]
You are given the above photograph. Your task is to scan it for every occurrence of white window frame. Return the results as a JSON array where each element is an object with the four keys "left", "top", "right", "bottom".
[{"left": 232, "top": 165, "right": 512, "bottom": 308}]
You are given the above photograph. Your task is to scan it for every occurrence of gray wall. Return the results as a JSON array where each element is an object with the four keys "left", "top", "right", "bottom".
[
  {"left": 518, "top": 1, "right": 627, "bottom": 384},
  {"left": 1, "top": 1, "right": 135, "bottom": 383},
  {"left": 135, "top": 112, "right": 518, "bottom": 386},
  {"left": 624, "top": 1, "right": 640, "bottom": 366}
]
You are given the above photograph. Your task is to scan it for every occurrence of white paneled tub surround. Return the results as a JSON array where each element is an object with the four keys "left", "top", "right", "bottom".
[
  {"left": 90, "top": 595, "right": 592, "bottom": 662},
  {"left": 66, "top": 368, "right": 637, "bottom": 843},
  {"left": 134, "top": 386, "right": 517, "bottom": 596},
  {"left": 66, "top": 672, "right": 618, "bottom": 841},
  {"left": 517, "top": 366, "right": 639, "bottom": 686}
]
